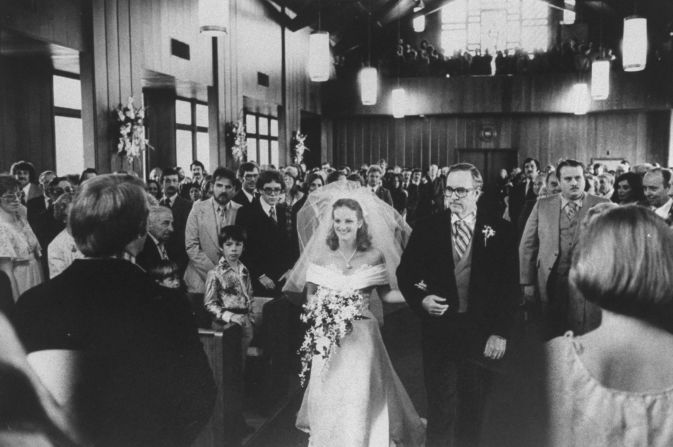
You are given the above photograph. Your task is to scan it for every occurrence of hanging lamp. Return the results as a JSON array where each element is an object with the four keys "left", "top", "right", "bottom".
[
  {"left": 572, "top": 83, "right": 590, "bottom": 115},
  {"left": 359, "top": 6, "right": 378, "bottom": 105},
  {"left": 309, "top": 0, "right": 330, "bottom": 82},
  {"left": 391, "top": 17, "right": 406, "bottom": 118},
  {"left": 622, "top": 16, "right": 647, "bottom": 72},
  {"left": 591, "top": 16, "right": 609, "bottom": 100},
  {"left": 413, "top": 2, "right": 426, "bottom": 33},
  {"left": 199, "top": 0, "right": 229, "bottom": 34}
]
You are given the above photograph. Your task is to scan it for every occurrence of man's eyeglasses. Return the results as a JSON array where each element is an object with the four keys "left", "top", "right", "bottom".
[
  {"left": 0, "top": 191, "right": 21, "bottom": 201},
  {"left": 243, "top": 174, "right": 259, "bottom": 180},
  {"left": 445, "top": 186, "right": 476, "bottom": 198},
  {"left": 263, "top": 187, "right": 283, "bottom": 195}
]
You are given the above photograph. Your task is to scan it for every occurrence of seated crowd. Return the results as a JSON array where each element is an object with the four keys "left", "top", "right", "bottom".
[{"left": 1, "top": 153, "right": 673, "bottom": 446}]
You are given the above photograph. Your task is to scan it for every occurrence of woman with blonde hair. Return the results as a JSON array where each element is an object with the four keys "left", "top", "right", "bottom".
[{"left": 546, "top": 205, "right": 673, "bottom": 446}]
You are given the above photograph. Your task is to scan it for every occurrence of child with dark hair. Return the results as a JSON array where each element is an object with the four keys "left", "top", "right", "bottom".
[
  {"left": 204, "top": 225, "right": 255, "bottom": 362},
  {"left": 148, "top": 260, "right": 181, "bottom": 289}
]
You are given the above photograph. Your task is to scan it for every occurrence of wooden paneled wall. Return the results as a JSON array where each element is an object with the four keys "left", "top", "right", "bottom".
[
  {"left": 325, "top": 70, "right": 673, "bottom": 117},
  {"left": 0, "top": 57, "right": 55, "bottom": 173},
  {"left": 332, "top": 112, "right": 671, "bottom": 170}
]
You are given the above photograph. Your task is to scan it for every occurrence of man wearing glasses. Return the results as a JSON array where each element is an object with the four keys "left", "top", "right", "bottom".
[
  {"left": 397, "top": 163, "right": 517, "bottom": 447},
  {"left": 233, "top": 162, "right": 260, "bottom": 206},
  {"left": 235, "top": 169, "right": 291, "bottom": 296}
]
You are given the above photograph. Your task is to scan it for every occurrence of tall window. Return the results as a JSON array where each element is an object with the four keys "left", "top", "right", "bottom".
[
  {"left": 176, "top": 98, "right": 209, "bottom": 171},
  {"left": 245, "top": 112, "right": 279, "bottom": 168},
  {"left": 53, "top": 73, "right": 84, "bottom": 175},
  {"left": 441, "top": 0, "right": 549, "bottom": 55}
]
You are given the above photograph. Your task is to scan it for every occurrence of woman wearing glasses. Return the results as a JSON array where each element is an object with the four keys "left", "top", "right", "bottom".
[{"left": 0, "top": 175, "right": 43, "bottom": 301}]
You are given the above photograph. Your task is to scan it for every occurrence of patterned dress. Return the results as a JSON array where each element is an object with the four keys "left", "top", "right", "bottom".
[{"left": 0, "top": 217, "right": 43, "bottom": 300}]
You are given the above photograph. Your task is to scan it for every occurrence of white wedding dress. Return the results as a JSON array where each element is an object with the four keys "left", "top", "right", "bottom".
[{"left": 296, "top": 262, "right": 426, "bottom": 447}]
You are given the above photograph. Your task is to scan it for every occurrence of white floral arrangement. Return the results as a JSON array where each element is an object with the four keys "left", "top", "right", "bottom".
[
  {"left": 114, "top": 97, "right": 151, "bottom": 162},
  {"left": 292, "top": 130, "right": 309, "bottom": 164},
  {"left": 227, "top": 120, "right": 247, "bottom": 163},
  {"left": 298, "top": 286, "right": 367, "bottom": 387}
]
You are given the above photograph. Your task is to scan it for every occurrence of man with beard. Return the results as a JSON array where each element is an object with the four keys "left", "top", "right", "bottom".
[
  {"left": 160, "top": 168, "right": 193, "bottom": 274},
  {"left": 184, "top": 167, "right": 241, "bottom": 323},
  {"left": 520, "top": 159, "right": 608, "bottom": 339}
]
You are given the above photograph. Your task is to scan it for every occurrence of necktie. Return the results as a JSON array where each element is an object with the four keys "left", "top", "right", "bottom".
[
  {"left": 157, "top": 243, "right": 168, "bottom": 260},
  {"left": 161, "top": 198, "right": 172, "bottom": 209},
  {"left": 453, "top": 219, "right": 472, "bottom": 259},
  {"left": 269, "top": 206, "right": 277, "bottom": 223},
  {"left": 218, "top": 206, "right": 227, "bottom": 229},
  {"left": 565, "top": 202, "right": 578, "bottom": 221}
]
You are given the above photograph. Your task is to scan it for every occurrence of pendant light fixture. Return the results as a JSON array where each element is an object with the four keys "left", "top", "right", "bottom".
[
  {"left": 391, "top": 17, "right": 406, "bottom": 118},
  {"left": 309, "top": 0, "right": 331, "bottom": 82},
  {"left": 591, "top": 60, "right": 610, "bottom": 100},
  {"left": 622, "top": 16, "right": 647, "bottom": 72},
  {"left": 572, "top": 83, "right": 590, "bottom": 115},
  {"left": 198, "top": 0, "right": 229, "bottom": 34},
  {"left": 359, "top": 4, "right": 378, "bottom": 105},
  {"left": 591, "top": 17, "right": 609, "bottom": 100},
  {"left": 413, "top": 1, "right": 426, "bottom": 33}
]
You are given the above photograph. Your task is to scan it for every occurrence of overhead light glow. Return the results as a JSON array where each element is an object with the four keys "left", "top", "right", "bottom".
[
  {"left": 392, "top": 88, "right": 407, "bottom": 118},
  {"left": 308, "top": 31, "right": 331, "bottom": 82},
  {"left": 199, "top": 0, "right": 229, "bottom": 34},
  {"left": 359, "top": 67, "right": 378, "bottom": 105},
  {"left": 622, "top": 16, "right": 647, "bottom": 72}
]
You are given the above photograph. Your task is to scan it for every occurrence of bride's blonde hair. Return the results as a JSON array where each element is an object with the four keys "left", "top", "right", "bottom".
[{"left": 326, "top": 198, "right": 372, "bottom": 251}]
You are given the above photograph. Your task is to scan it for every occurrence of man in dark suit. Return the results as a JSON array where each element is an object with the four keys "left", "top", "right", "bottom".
[
  {"left": 136, "top": 206, "right": 173, "bottom": 271},
  {"left": 25, "top": 170, "right": 55, "bottom": 224},
  {"left": 159, "top": 167, "right": 192, "bottom": 274},
  {"left": 30, "top": 177, "right": 73, "bottom": 273},
  {"left": 397, "top": 163, "right": 517, "bottom": 447},
  {"left": 232, "top": 162, "right": 260, "bottom": 206},
  {"left": 366, "top": 165, "right": 393, "bottom": 206},
  {"left": 508, "top": 157, "right": 540, "bottom": 226},
  {"left": 235, "top": 169, "right": 298, "bottom": 403},
  {"left": 235, "top": 170, "right": 291, "bottom": 296}
]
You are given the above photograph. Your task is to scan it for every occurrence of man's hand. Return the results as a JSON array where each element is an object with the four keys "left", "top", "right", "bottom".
[
  {"left": 259, "top": 275, "right": 276, "bottom": 290},
  {"left": 483, "top": 335, "right": 506, "bottom": 360},
  {"left": 421, "top": 295, "right": 449, "bottom": 317}
]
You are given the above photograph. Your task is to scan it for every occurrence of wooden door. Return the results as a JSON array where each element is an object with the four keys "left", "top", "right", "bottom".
[{"left": 457, "top": 149, "right": 518, "bottom": 187}]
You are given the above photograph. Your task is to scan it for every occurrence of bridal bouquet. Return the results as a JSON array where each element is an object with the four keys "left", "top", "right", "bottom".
[{"left": 298, "top": 286, "right": 367, "bottom": 387}]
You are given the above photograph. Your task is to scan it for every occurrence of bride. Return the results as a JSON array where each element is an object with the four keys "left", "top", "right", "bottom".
[{"left": 284, "top": 181, "right": 426, "bottom": 447}]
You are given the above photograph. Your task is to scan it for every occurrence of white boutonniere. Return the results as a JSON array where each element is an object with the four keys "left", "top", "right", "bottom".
[
  {"left": 482, "top": 225, "right": 496, "bottom": 246},
  {"left": 414, "top": 280, "right": 428, "bottom": 292}
]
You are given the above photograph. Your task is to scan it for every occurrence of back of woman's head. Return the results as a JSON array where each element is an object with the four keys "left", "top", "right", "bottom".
[
  {"left": 69, "top": 174, "right": 149, "bottom": 257},
  {"left": 570, "top": 206, "right": 673, "bottom": 330}
]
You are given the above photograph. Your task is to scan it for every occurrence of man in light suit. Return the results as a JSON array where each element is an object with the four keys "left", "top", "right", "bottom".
[
  {"left": 519, "top": 159, "right": 609, "bottom": 339},
  {"left": 184, "top": 167, "right": 241, "bottom": 325},
  {"left": 397, "top": 163, "right": 517, "bottom": 447}
]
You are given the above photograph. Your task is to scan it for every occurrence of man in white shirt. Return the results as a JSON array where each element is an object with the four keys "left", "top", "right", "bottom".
[
  {"left": 160, "top": 167, "right": 193, "bottom": 273},
  {"left": 643, "top": 168, "right": 673, "bottom": 225}
]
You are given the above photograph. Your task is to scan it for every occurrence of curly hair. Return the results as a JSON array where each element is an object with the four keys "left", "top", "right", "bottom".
[{"left": 326, "top": 198, "right": 372, "bottom": 251}]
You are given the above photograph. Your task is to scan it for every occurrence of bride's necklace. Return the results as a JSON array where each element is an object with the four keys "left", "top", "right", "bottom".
[{"left": 337, "top": 248, "right": 358, "bottom": 269}]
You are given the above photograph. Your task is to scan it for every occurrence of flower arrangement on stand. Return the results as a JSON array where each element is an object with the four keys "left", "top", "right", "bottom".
[
  {"left": 298, "top": 286, "right": 367, "bottom": 386},
  {"left": 114, "top": 97, "right": 151, "bottom": 163},
  {"left": 226, "top": 120, "right": 247, "bottom": 163},
  {"left": 291, "top": 130, "right": 309, "bottom": 165}
]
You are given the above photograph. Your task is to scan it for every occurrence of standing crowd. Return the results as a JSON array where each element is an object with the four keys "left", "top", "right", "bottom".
[{"left": 2, "top": 153, "right": 673, "bottom": 446}]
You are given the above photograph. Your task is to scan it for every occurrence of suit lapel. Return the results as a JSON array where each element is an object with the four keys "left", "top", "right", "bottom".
[{"left": 549, "top": 195, "right": 561, "bottom": 249}]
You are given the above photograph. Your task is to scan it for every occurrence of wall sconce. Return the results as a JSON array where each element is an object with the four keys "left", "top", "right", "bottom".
[
  {"left": 622, "top": 16, "right": 647, "bottom": 72},
  {"left": 392, "top": 88, "right": 407, "bottom": 118},
  {"left": 199, "top": 0, "right": 229, "bottom": 34},
  {"left": 359, "top": 67, "right": 378, "bottom": 105},
  {"left": 591, "top": 60, "right": 610, "bottom": 100},
  {"left": 572, "top": 83, "right": 590, "bottom": 115},
  {"left": 308, "top": 31, "right": 331, "bottom": 82}
]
